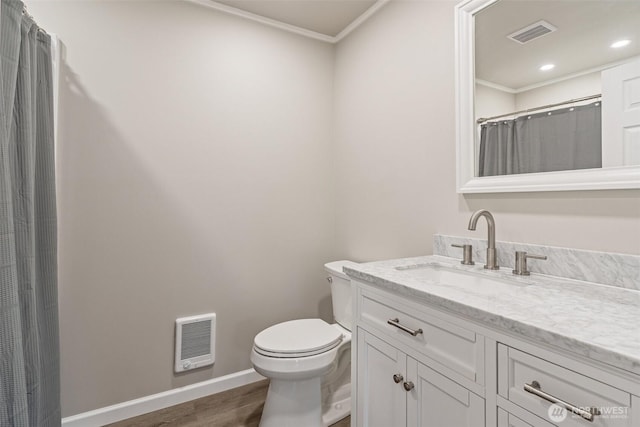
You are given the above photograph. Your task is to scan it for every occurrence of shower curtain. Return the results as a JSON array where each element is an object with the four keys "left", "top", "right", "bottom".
[
  {"left": 0, "top": 0, "right": 60, "bottom": 426},
  {"left": 478, "top": 102, "right": 602, "bottom": 176}
]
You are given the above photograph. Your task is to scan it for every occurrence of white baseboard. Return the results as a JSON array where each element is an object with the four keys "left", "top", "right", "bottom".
[{"left": 62, "top": 368, "right": 265, "bottom": 427}]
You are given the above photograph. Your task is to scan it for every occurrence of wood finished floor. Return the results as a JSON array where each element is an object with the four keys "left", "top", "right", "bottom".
[{"left": 106, "top": 379, "right": 351, "bottom": 427}]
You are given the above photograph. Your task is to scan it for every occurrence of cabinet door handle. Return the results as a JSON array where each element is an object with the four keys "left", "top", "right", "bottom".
[
  {"left": 393, "top": 374, "right": 403, "bottom": 384},
  {"left": 403, "top": 381, "right": 415, "bottom": 391},
  {"left": 524, "top": 381, "right": 599, "bottom": 422},
  {"left": 387, "top": 318, "right": 423, "bottom": 337}
]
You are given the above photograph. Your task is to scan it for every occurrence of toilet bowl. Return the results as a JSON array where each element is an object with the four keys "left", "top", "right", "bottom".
[{"left": 250, "top": 260, "right": 357, "bottom": 427}]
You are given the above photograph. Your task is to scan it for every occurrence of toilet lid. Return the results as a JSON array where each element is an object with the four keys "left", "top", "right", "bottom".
[{"left": 254, "top": 319, "right": 343, "bottom": 357}]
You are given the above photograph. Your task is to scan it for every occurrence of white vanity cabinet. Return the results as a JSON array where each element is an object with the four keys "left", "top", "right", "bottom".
[
  {"left": 357, "top": 329, "right": 485, "bottom": 427},
  {"left": 497, "top": 345, "right": 637, "bottom": 427},
  {"left": 408, "top": 356, "right": 485, "bottom": 426},
  {"left": 497, "top": 408, "right": 555, "bottom": 427},
  {"left": 353, "top": 283, "right": 485, "bottom": 427},
  {"left": 351, "top": 279, "right": 640, "bottom": 427},
  {"left": 356, "top": 330, "right": 407, "bottom": 427}
]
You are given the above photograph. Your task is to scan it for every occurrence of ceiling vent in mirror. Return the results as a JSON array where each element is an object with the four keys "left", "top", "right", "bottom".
[{"left": 508, "top": 20, "right": 557, "bottom": 44}]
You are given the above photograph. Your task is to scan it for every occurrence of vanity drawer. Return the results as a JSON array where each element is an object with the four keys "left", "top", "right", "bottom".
[
  {"left": 358, "top": 288, "right": 481, "bottom": 382},
  {"left": 498, "top": 345, "right": 632, "bottom": 427},
  {"left": 498, "top": 408, "right": 555, "bottom": 427}
]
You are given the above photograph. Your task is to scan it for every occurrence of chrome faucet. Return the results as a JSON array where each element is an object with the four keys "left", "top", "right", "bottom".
[{"left": 468, "top": 210, "right": 499, "bottom": 270}]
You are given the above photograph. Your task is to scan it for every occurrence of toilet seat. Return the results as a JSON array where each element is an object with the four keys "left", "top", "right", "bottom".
[{"left": 254, "top": 319, "right": 343, "bottom": 358}]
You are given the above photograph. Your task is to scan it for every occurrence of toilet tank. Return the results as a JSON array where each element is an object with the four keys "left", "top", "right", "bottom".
[{"left": 324, "top": 260, "right": 358, "bottom": 331}]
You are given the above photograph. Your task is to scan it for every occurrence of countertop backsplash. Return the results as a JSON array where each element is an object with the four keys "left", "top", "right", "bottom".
[{"left": 434, "top": 234, "right": 640, "bottom": 291}]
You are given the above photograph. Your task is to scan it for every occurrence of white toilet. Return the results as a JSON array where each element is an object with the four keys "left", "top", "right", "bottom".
[{"left": 251, "top": 260, "right": 357, "bottom": 427}]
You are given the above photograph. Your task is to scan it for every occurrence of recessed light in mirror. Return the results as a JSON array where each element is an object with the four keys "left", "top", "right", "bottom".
[
  {"left": 539, "top": 64, "right": 555, "bottom": 71},
  {"left": 611, "top": 39, "right": 631, "bottom": 48}
]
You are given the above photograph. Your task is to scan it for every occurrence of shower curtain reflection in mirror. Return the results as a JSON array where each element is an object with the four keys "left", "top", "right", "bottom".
[
  {"left": 1, "top": 0, "right": 60, "bottom": 425},
  {"left": 478, "top": 101, "right": 602, "bottom": 177}
]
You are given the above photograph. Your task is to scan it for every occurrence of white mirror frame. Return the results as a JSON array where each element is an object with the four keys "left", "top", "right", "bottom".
[{"left": 455, "top": 0, "right": 640, "bottom": 193}]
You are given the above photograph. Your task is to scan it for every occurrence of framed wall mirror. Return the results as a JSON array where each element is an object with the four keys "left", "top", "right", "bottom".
[{"left": 455, "top": 0, "right": 640, "bottom": 193}]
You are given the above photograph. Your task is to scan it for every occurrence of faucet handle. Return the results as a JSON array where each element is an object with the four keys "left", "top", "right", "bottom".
[
  {"left": 513, "top": 251, "right": 547, "bottom": 276},
  {"left": 451, "top": 244, "right": 475, "bottom": 265}
]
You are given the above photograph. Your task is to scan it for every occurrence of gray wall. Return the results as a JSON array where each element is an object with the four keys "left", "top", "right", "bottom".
[
  {"left": 28, "top": 0, "right": 336, "bottom": 417},
  {"left": 28, "top": 0, "right": 640, "bottom": 418},
  {"left": 334, "top": 0, "right": 640, "bottom": 262}
]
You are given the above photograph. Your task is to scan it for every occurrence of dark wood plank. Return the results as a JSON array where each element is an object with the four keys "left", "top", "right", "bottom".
[
  {"left": 331, "top": 416, "right": 351, "bottom": 427},
  {"left": 105, "top": 379, "right": 350, "bottom": 426}
]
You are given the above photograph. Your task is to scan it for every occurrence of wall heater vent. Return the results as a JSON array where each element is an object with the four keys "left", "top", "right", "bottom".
[
  {"left": 508, "top": 20, "right": 557, "bottom": 44},
  {"left": 175, "top": 313, "right": 215, "bottom": 373}
]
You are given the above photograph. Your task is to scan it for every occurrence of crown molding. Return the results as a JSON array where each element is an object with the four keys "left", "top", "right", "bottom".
[
  {"left": 185, "top": 0, "right": 388, "bottom": 44},
  {"left": 334, "top": 0, "right": 391, "bottom": 43},
  {"left": 186, "top": 0, "right": 334, "bottom": 42},
  {"left": 475, "top": 79, "right": 517, "bottom": 94},
  {"left": 515, "top": 55, "right": 640, "bottom": 93},
  {"left": 477, "top": 55, "right": 640, "bottom": 94}
]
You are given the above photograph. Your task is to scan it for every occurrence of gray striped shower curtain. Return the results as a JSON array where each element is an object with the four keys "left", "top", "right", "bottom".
[
  {"left": 478, "top": 102, "right": 602, "bottom": 177},
  {"left": 1, "top": 0, "right": 60, "bottom": 425}
]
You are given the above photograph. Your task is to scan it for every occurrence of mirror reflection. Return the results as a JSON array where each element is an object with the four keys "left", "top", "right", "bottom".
[{"left": 474, "top": 1, "right": 640, "bottom": 178}]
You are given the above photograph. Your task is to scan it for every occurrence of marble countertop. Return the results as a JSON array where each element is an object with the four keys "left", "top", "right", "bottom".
[{"left": 344, "top": 255, "right": 640, "bottom": 376}]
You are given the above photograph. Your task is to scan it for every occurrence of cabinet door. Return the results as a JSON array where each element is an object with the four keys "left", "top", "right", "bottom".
[
  {"left": 497, "top": 408, "right": 555, "bottom": 427},
  {"left": 498, "top": 408, "right": 554, "bottom": 427},
  {"left": 357, "top": 329, "right": 407, "bottom": 427},
  {"left": 408, "top": 358, "right": 485, "bottom": 427}
]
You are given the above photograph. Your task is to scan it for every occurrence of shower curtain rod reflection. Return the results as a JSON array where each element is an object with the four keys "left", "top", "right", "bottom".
[{"left": 476, "top": 93, "right": 602, "bottom": 124}]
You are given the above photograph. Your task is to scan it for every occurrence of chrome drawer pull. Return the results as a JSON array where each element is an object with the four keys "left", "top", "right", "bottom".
[
  {"left": 524, "top": 381, "right": 600, "bottom": 422},
  {"left": 393, "top": 374, "right": 404, "bottom": 384},
  {"left": 403, "top": 381, "right": 415, "bottom": 391},
  {"left": 387, "top": 318, "right": 423, "bottom": 337}
]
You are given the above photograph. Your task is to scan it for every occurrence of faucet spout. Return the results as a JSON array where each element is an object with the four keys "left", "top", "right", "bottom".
[{"left": 468, "top": 210, "right": 499, "bottom": 270}]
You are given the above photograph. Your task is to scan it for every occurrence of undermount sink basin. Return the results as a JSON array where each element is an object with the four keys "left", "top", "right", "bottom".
[{"left": 395, "top": 262, "right": 531, "bottom": 289}]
